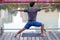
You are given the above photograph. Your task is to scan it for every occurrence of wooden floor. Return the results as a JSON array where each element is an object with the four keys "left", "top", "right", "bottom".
[{"left": 0, "top": 31, "right": 60, "bottom": 40}]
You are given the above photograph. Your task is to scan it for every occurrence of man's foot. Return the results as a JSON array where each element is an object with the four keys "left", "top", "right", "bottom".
[{"left": 40, "top": 33, "right": 47, "bottom": 37}]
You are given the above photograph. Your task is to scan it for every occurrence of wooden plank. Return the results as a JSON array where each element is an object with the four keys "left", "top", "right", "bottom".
[
  {"left": 48, "top": 31, "right": 57, "bottom": 40},
  {"left": 10, "top": 32, "right": 14, "bottom": 40},
  {"left": 19, "top": 34, "right": 24, "bottom": 40},
  {"left": 52, "top": 32, "right": 59, "bottom": 40},
  {"left": 13, "top": 33, "right": 22, "bottom": 40},
  {"left": 6, "top": 32, "right": 12, "bottom": 40},
  {"left": 1, "top": 32, "right": 8, "bottom": 40},
  {"left": 8, "top": 32, "right": 15, "bottom": 40},
  {"left": 42, "top": 36, "right": 48, "bottom": 40},
  {"left": 0, "top": 32, "right": 8, "bottom": 40},
  {"left": 45, "top": 32, "right": 51, "bottom": 40},
  {"left": 35, "top": 37, "right": 40, "bottom": 40},
  {"left": 31, "top": 37, "right": 35, "bottom": 40},
  {"left": 27, "top": 37, "right": 32, "bottom": 40},
  {"left": 6, "top": 32, "right": 13, "bottom": 40},
  {"left": 4, "top": 32, "right": 11, "bottom": 40},
  {"left": 20, "top": 37, "right": 24, "bottom": 40},
  {"left": 55, "top": 32, "right": 60, "bottom": 39},
  {"left": 18, "top": 34, "right": 21, "bottom": 40},
  {"left": 23, "top": 37, "right": 27, "bottom": 40},
  {"left": 11, "top": 32, "right": 19, "bottom": 40},
  {"left": 39, "top": 37, "right": 43, "bottom": 40},
  {"left": 1, "top": 32, "right": 60, "bottom": 40},
  {"left": 41, "top": 32, "right": 49, "bottom": 40}
]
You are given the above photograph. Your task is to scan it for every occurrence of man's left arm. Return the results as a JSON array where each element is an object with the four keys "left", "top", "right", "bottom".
[{"left": 40, "top": 7, "right": 48, "bottom": 10}]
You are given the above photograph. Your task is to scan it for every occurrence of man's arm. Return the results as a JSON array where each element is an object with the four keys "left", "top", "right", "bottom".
[
  {"left": 40, "top": 7, "right": 48, "bottom": 10},
  {"left": 12, "top": 9, "right": 24, "bottom": 12},
  {"left": 16, "top": 9, "right": 24, "bottom": 12}
]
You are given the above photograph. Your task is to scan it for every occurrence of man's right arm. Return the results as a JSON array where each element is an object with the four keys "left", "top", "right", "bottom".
[{"left": 12, "top": 9, "right": 24, "bottom": 12}]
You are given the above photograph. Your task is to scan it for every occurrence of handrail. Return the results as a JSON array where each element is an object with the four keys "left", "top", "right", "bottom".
[
  {"left": 2, "top": 28, "right": 60, "bottom": 30},
  {"left": 0, "top": 1, "right": 60, "bottom": 3}
]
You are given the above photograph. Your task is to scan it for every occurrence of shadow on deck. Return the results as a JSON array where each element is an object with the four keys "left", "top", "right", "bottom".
[{"left": 0, "top": 31, "right": 60, "bottom": 40}]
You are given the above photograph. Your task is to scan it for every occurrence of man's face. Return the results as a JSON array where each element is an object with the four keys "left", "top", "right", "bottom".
[{"left": 33, "top": 3, "right": 36, "bottom": 7}]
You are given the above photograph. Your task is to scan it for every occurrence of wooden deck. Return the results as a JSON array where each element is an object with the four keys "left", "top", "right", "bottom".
[{"left": 0, "top": 31, "right": 60, "bottom": 40}]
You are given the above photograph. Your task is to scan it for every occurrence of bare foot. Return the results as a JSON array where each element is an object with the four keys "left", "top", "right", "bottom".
[{"left": 40, "top": 33, "right": 47, "bottom": 37}]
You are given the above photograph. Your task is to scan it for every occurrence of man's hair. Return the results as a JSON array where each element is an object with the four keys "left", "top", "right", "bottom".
[{"left": 30, "top": 2, "right": 35, "bottom": 7}]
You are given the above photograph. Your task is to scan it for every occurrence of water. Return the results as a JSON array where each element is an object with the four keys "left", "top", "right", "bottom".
[
  {"left": 4, "top": 8, "right": 60, "bottom": 32},
  {"left": 4, "top": 10, "right": 35, "bottom": 32}
]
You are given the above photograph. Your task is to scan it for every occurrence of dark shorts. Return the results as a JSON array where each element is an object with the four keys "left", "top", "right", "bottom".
[{"left": 24, "top": 21, "right": 42, "bottom": 29}]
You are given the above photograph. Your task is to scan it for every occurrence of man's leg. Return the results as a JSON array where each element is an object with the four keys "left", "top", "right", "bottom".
[
  {"left": 41, "top": 24, "right": 46, "bottom": 37},
  {"left": 15, "top": 28, "right": 26, "bottom": 37},
  {"left": 15, "top": 21, "right": 31, "bottom": 37},
  {"left": 33, "top": 21, "right": 46, "bottom": 36}
]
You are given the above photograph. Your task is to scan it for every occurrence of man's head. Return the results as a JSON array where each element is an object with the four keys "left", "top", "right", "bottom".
[{"left": 29, "top": 2, "right": 35, "bottom": 7}]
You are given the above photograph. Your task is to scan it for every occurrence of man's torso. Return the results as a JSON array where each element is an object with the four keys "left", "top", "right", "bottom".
[{"left": 24, "top": 8, "right": 41, "bottom": 21}]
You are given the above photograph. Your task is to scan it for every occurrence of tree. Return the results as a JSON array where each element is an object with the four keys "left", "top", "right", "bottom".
[{"left": 0, "top": 3, "right": 60, "bottom": 12}]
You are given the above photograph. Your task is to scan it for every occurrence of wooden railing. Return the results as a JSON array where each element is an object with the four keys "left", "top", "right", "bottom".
[
  {"left": 0, "top": 1, "right": 60, "bottom": 3},
  {"left": 2, "top": 28, "right": 60, "bottom": 30}
]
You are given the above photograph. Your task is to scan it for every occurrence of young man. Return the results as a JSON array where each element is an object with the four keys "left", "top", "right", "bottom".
[{"left": 14, "top": 2, "right": 47, "bottom": 37}]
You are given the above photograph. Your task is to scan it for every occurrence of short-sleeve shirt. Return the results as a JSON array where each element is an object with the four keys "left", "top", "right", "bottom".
[{"left": 24, "top": 8, "right": 41, "bottom": 21}]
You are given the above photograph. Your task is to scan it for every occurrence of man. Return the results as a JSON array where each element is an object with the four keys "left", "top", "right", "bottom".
[{"left": 14, "top": 2, "right": 47, "bottom": 37}]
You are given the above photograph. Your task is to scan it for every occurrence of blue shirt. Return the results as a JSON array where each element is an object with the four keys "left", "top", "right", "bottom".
[{"left": 24, "top": 8, "right": 41, "bottom": 21}]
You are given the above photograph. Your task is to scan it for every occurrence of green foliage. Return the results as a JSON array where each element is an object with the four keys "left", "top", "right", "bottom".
[
  {"left": 0, "top": 3, "right": 60, "bottom": 12},
  {"left": 50, "top": 4, "right": 60, "bottom": 12}
]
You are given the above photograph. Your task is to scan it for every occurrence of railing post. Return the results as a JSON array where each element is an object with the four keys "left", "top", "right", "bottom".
[
  {"left": 0, "top": 10, "right": 4, "bottom": 35},
  {"left": 0, "top": 27, "right": 3, "bottom": 35}
]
